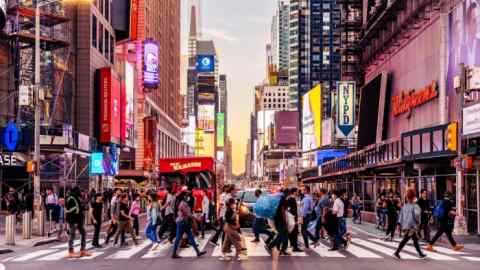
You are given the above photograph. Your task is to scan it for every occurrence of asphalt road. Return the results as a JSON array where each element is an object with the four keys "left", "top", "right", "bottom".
[{"left": 0, "top": 226, "right": 479, "bottom": 270}]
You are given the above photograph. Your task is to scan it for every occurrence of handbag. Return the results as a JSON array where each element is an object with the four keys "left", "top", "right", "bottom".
[{"left": 286, "top": 211, "right": 295, "bottom": 233}]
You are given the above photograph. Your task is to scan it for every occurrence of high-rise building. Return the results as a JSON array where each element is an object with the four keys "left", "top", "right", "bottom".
[
  {"left": 187, "top": 0, "right": 201, "bottom": 117},
  {"left": 277, "top": 0, "right": 290, "bottom": 72},
  {"left": 219, "top": 74, "right": 228, "bottom": 134},
  {"left": 259, "top": 86, "right": 290, "bottom": 111},
  {"left": 271, "top": 15, "right": 279, "bottom": 70}
]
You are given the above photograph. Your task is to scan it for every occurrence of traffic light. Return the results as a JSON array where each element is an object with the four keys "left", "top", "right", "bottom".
[{"left": 446, "top": 122, "right": 458, "bottom": 152}]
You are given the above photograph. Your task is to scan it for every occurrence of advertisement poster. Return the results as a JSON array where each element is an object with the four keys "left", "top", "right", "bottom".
[
  {"left": 302, "top": 85, "right": 322, "bottom": 152},
  {"left": 143, "top": 40, "right": 159, "bottom": 88},
  {"left": 124, "top": 62, "right": 135, "bottom": 147},
  {"left": 336, "top": 81, "right": 356, "bottom": 138},
  {"left": 216, "top": 113, "right": 225, "bottom": 147},
  {"left": 98, "top": 67, "right": 122, "bottom": 144},
  {"left": 274, "top": 111, "right": 299, "bottom": 145},
  {"left": 197, "top": 104, "right": 215, "bottom": 131}
]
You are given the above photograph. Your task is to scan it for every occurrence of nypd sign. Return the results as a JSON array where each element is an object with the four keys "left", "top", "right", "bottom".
[{"left": 337, "top": 81, "right": 356, "bottom": 138}]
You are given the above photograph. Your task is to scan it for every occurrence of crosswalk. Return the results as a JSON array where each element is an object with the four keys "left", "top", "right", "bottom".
[{"left": 1, "top": 234, "right": 479, "bottom": 263}]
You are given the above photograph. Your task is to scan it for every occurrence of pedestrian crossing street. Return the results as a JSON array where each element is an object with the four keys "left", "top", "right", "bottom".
[{"left": 2, "top": 234, "right": 479, "bottom": 263}]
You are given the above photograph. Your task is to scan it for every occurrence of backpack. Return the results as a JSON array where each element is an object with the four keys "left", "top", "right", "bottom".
[{"left": 433, "top": 200, "right": 445, "bottom": 219}]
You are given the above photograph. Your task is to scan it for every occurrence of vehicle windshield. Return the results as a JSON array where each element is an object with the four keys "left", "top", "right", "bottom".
[{"left": 240, "top": 191, "right": 260, "bottom": 203}]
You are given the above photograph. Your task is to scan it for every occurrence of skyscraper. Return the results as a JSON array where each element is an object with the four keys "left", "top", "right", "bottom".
[{"left": 277, "top": 0, "right": 290, "bottom": 72}]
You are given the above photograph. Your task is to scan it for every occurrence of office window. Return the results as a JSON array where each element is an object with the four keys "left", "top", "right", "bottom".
[
  {"left": 99, "top": 24, "right": 103, "bottom": 53},
  {"left": 105, "top": 0, "right": 110, "bottom": 21},
  {"left": 91, "top": 15, "right": 97, "bottom": 48},
  {"left": 110, "top": 35, "right": 114, "bottom": 63},
  {"left": 104, "top": 28, "right": 109, "bottom": 58}
]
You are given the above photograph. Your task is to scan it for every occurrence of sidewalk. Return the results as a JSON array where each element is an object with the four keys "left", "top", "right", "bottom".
[{"left": 348, "top": 218, "right": 480, "bottom": 251}]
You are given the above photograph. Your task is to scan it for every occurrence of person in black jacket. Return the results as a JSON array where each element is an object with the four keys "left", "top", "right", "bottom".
[
  {"left": 286, "top": 188, "right": 302, "bottom": 252},
  {"left": 65, "top": 186, "right": 91, "bottom": 258},
  {"left": 384, "top": 192, "right": 400, "bottom": 241},
  {"left": 417, "top": 190, "right": 431, "bottom": 241}
]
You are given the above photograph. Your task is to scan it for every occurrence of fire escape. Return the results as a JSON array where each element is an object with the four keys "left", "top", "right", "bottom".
[{"left": 339, "top": 0, "right": 363, "bottom": 84}]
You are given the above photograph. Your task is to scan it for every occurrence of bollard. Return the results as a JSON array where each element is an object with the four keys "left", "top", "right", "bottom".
[
  {"left": 5, "top": 215, "right": 16, "bottom": 245},
  {"left": 33, "top": 210, "right": 45, "bottom": 236},
  {"left": 23, "top": 212, "right": 32, "bottom": 239}
]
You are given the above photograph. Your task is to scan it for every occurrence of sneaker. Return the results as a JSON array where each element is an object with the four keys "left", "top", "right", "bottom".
[
  {"left": 197, "top": 251, "right": 207, "bottom": 257},
  {"left": 393, "top": 253, "right": 401, "bottom": 260},
  {"left": 219, "top": 255, "right": 232, "bottom": 261},
  {"left": 237, "top": 254, "right": 249, "bottom": 261},
  {"left": 328, "top": 247, "right": 339, "bottom": 251},
  {"left": 419, "top": 254, "right": 427, "bottom": 260},
  {"left": 279, "top": 251, "right": 291, "bottom": 256},
  {"left": 79, "top": 250, "right": 92, "bottom": 257},
  {"left": 426, "top": 244, "right": 435, "bottom": 252},
  {"left": 66, "top": 251, "right": 79, "bottom": 259},
  {"left": 172, "top": 254, "right": 182, "bottom": 259},
  {"left": 453, "top": 245, "right": 464, "bottom": 252}
]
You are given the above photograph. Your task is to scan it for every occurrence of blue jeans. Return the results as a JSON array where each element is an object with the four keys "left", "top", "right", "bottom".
[
  {"left": 334, "top": 217, "right": 346, "bottom": 248},
  {"left": 253, "top": 217, "right": 274, "bottom": 243},
  {"left": 145, "top": 222, "right": 159, "bottom": 243},
  {"left": 172, "top": 221, "right": 200, "bottom": 255}
]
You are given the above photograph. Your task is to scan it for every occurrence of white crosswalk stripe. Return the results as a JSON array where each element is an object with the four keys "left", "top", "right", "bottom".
[
  {"left": 353, "top": 239, "right": 419, "bottom": 260},
  {"left": 212, "top": 236, "right": 270, "bottom": 257},
  {"left": 141, "top": 241, "right": 172, "bottom": 259},
  {"left": 369, "top": 239, "right": 459, "bottom": 261},
  {"left": 178, "top": 233, "right": 211, "bottom": 257},
  {"left": 462, "top": 256, "right": 480, "bottom": 262},
  {"left": 310, "top": 242, "right": 345, "bottom": 258},
  {"left": 11, "top": 250, "right": 58, "bottom": 262},
  {"left": 346, "top": 244, "right": 383, "bottom": 259},
  {"left": 106, "top": 240, "right": 151, "bottom": 259}
]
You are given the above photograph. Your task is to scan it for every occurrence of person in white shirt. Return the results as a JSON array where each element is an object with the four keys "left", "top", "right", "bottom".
[
  {"left": 331, "top": 190, "right": 346, "bottom": 251},
  {"left": 201, "top": 190, "right": 210, "bottom": 239}
]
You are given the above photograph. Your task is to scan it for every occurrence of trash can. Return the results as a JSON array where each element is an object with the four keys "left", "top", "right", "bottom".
[
  {"left": 23, "top": 211, "right": 32, "bottom": 239},
  {"left": 5, "top": 215, "right": 16, "bottom": 245}
]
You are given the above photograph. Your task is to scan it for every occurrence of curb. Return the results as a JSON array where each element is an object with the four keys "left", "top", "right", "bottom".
[
  {"left": 0, "top": 249, "right": 13, "bottom": 255},
  {"left": 32, "top": 237, "right": 60, "bottom": 247}
]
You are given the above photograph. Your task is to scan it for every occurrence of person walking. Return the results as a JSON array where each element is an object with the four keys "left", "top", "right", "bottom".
[
  {"left": 211, "top": 185, "right": 234, "bottom": 245},
  {"left": 89, "top": 193, "right": 104, "bottom": 248},
  {"left": 300, "top": 186, "right": 315, "bottom": 249},
  {"left": 114, "top": 194, "right": 139, "bottom": 247},
  {"left": 376, "top": 194, "right": 387, "bottom": 230},
  {"left": 171, "top": 192, "right": 207, "bottom": 259},
  {"left": 158, "top": 187, "right": 176, "bottom": 242},
  {"left": 330, "top": 190, "right": 346, "bottom": 251},
  {"left": 130, "top": 194, "right": 141, "bottom": 237},
  {"left": 384, "top": 192, "right": 400, "bottom": 241},
  {"left": 314, "top": 189, "right": 329, "bottom": 240},
  {"left": 393, "top": 189, "right": 427, "bottom": 259},
  {"left": 351, "top": 194, "right": 362, "bottom": 224},
  {"left": 146, "top": 193, "right": 162, "bottom": 249},
  {"left": 286, "top": 188, "right": 302, "bottom": 252},
  {"left": 427, "top": 192, "right": 464, "bottom": 252},
  {"left": 220, "top": 198, "right": 248, "bottom": 261},
  {"left": 251, "top": 189, "right": 274, "bottom": 245},
  {"left": 45, "top": 188, "right": 59, "bottom": 228},
  {"left": 65, "top": 187, "right": 91, "bottom": 258},
  {"left": 268, "top": 191, "right": 289, "bottom": 255},
  {"left": 417, "top": 189, "right": 431, "bottom": 242},
  {"left": 105, "top": 189, "right": 122, "bottom": 245},
  {"left": 200, "top": 189, "right": 210, "bottom": 239}
]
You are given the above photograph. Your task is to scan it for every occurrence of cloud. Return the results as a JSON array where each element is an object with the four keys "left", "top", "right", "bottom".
[{"left": 203, "top": 28, "right": 239, "bottom": 43}]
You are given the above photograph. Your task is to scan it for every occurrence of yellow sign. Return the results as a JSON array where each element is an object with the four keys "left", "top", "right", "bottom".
[{"left": 302, "top": 85, "right": 322, "bottom": 151}]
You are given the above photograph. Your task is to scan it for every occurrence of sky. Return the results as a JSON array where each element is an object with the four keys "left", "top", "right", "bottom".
[{"left": 181, "top": 0, "right": 277, "bottom": 175}]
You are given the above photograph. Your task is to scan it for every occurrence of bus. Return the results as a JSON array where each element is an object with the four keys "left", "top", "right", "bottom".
[{"left": 158, "top": 157, "right": 217, "bottom": 216}]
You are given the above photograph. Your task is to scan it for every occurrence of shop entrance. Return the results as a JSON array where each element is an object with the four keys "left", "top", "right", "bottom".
[{"left": 465, "top": 173, "right": 478, "bottom": 234}]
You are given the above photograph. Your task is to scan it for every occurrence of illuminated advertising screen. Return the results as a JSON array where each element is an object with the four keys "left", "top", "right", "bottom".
[
  {"left": 195, "top": 129, "right": 204, "bottom": 156},
  {"left": 197, "top": 104, "right": 215, "bottom": 131},
  {"left": 89, "top": 153, "right": 105, "bottom": 175},
  {"left": 96, "top": 67, "right": 122, "bottom": 145},
  {"left": 216, "top": 113, "right": 225, "bottom": 147},
  {"left": 202, "top": 133, "right": 215, "bottom": 157},
  {"left": 196, "top": 55, "right": 215, "bottom": 73},
  {"left": 124, "top": 62, "right": 135, "bottom": 147},
  {"left": 274, "top": 111, "right": 299, "bottom": 145},
  {"left": 143, "top": 40, "right": 159, "bottom": 88},
  {"left": 302, "top": 85, "right": 322, "bottom": 152}
]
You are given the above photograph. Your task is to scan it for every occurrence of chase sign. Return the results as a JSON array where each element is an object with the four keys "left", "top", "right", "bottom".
[
  {"left": 2, "top": 121, "right": 20, "bottom": 152},
  {"left": 196, "top": 55, "right": 215, "bottom": 73}
]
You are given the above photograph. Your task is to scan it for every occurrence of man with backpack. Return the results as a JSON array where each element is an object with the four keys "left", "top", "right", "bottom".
[
  {"left": 65, "top": 186, "right": 91, "bottom": 258},
  {"left": 427, "top": 192, "right": 464, "bottom": 252}
]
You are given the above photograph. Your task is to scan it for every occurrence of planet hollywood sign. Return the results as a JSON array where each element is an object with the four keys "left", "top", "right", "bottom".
[{"left": 391, "top": 81, "right": 438, "bottom": 117}]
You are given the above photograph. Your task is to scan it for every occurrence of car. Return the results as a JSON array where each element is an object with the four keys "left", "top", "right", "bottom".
[{"left": 236, "top": 188, "right": 269, "bottom": 227}]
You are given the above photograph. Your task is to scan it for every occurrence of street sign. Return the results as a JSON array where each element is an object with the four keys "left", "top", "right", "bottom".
[
  {"left": 337, "top": 81, "right": 356, "bottom": 137},
  {"left": 2, "top": 121, "right": 20, "bottom": 151}
]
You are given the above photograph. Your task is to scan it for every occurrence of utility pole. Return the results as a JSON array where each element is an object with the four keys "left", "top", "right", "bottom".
[
  {"left": 33, "top": 0, "right": 44, "bottom": 236},
  {"left": 454, "top": 63, "right": 467, "bottom": 235}
]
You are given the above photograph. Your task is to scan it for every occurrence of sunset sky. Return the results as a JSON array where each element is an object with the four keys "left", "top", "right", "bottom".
[{"left": 181, "top": 0, "right": 277, "bottom": 175}]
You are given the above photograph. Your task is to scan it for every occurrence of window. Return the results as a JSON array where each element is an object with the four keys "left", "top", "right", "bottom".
[
  {"left": 105, "top": 0, "right": 109, "bottom": 21},
  {"left": 104, "top": 28, "right": 109, "bottom": 58},
  {"left": 110, "top": 35, "right": 114, "bottom": 63},
  {"left": 99, "top": 0, "right": 103, "bottom": 14},
  {"left": 91, "top": 15, "right": 97, "bottom": 48},
  {"left": 99, "top": 24, "right": 104, "bottom": 53}
]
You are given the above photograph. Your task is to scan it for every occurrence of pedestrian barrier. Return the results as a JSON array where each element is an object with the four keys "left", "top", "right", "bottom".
[
  {"left": 5, "top": 215, "right": 16, "bottom": 245},
  {"left": 23, "top": 211, "right": 32, "bottom": 239}
]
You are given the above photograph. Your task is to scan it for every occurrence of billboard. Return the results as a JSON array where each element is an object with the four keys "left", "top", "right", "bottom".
[
  {"left": 202, "top": 133, "right": 215, "bottom": 157},
  {"left": 0, "top": 0, "right": 5, "bottom": 30},
  {"left": 195, "top": 129, "right": 204, "bottom": 156},
  {"left": 463, "top": 103, "right": 480, "bottom": 137},
  {"left": 124, "top": 62, "right": 135, "bottom": 147},
  {"left": 336, "top": 81, "right": 356, "bottom": 138},
  {"left": 143, "top": 117, "right": 156, "bottom": 171},
  {"left": 89, "top": 153, "right": 105, "bottom": 175},
  {"left": 196, "top": 55, "right": 215, "bottom": 73},
  {"left": 143, "top": 40, "right": 159, "bottom": 88},
  {"left": 302, "top": 85, "right": 322, "bottom": 152},
  {"left": 216, "top": 113, "right": 225, "bottom": 147},
  {"left": 274, "top": 111, "right": 299, "bottom": 145},
  {"left": 257, "top": 110, "right": 275, "bottom": 148},
  {"left": 97, "top": 67, "right": 122, "bottom": 145},
  {"left": 197, "top": 104, "right": 215, "bottom": 131}
]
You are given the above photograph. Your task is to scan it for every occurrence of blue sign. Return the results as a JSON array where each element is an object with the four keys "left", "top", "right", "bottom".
[
  {"left": 337, "top": 81, "right": 356, "bottom": 137},
  {"left": 89, "top": 152, "right": 105, "bottom": 175},
  {"left": 196, "top": 55, "right": 215, "bottom": 73},
  {"left": 2, "top": 121, "right": 20, "bottom": 151}
]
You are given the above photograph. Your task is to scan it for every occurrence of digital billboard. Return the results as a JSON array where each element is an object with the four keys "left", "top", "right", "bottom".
[
  {"left": 202, "top": 133, "right": 215, "bottom": 157},
  {"left": 96, "top": 67, "right": 122, "bottom": 145},
  {"left": 274, "top": 111, "right": 299, "bottom": 145},
  {"left": 124, "top": 62, "right": 135, "bottom": 147},
  {"left": 197, "top": 104, "right": 215, "bottom": 131},
  {"left": 302, "top": 85, "right": 322, "bottom": 152},
  {"left": 143, "top": 40, "right": 159, "bottom": 88},
  {"left": 216, "top": 113, "right": 225, "bottom": 147},
  {"left": 89, "top": 153, "right": 105, "bottom": 175},
  {"left": 196, "top": 55, "right": 215, "bottom": 73}
]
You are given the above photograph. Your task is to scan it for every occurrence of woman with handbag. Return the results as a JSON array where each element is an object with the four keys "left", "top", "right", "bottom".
[{"left": 393, "top": 189, "right": 427, "bottom": 260}]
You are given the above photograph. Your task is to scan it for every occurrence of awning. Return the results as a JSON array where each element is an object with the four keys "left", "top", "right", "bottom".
[
  {"left": 116, "top": 169, "right": 151, "bottom": 181},
  {"left": 316, "top": 149, "right": 348, "bottom": 166}
]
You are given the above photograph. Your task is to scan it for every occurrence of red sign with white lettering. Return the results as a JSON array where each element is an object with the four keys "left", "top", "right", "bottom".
[{"left": 99, "top": 67, "right": 122, "bottom": 144}]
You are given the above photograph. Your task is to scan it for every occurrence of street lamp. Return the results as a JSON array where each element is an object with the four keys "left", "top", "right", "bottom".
[{"left": 33, "top": 0, "right": 90, "bottom": 235}]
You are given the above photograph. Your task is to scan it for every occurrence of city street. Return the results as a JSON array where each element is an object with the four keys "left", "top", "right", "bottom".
[{"left": 1, "top": 225, "right": 479, "bottom": 270}]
